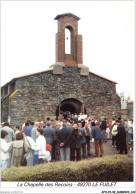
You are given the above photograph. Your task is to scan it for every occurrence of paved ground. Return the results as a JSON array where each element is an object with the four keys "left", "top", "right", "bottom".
[
  {"left": 88, "top": 139, "right": 133, "bottom": 158},
  {"left": 52, "top": 139, "right": 133, "bottom": 161}
]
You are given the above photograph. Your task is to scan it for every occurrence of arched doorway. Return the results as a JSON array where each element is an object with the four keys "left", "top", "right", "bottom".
[{"left": 56, "top": 98, "right": 86, "bottom": 116}]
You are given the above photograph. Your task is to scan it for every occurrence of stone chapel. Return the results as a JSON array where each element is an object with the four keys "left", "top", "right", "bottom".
[{"left": 1, "top": 13, "right": 121, "bottom": 127}]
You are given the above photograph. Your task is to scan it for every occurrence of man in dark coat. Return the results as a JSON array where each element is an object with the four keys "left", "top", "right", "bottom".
[
  {"left": 116, "top": 120, "right": 127, "bottom": 154},
  {"left": 70, "top": 124, "right": 83, "bottom": 161},
  {"left": 100, "top": 117, "right": 107, "bottom": 142},
  {"left": 78, "top": 123, "right": 86, "bottom": 159},
  {"left": 57, "top": 123, "right": 71, "bottom": 161},
  {"left": 51, "top": 121, "right": 60, "bottom": 161}
]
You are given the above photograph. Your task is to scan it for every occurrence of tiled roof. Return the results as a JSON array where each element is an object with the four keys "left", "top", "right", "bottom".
[{"left": 54, "top": 13, "right": 80, "bottom": 21}]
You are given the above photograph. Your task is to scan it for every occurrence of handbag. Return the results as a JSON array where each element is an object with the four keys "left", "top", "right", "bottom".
[{"left": 21, "top": 141, "right": 27, "bottom": 166}]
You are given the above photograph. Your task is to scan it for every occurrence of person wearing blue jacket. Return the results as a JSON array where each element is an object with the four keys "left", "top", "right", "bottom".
[
  {"left": 26, "top": 122, "right": 34, "bottom": 137},
  {"left": 91, "top": 122, "right": 104, "bottom": 157}
]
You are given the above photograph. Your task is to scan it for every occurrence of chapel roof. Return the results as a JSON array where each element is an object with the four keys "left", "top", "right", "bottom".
[
  {"left": 1, "top": 67, "right": 117, "bottom": 89},
  {"left": 1, "top": 68, "right": 53, "bottom": 88},
  {"left": 54, "top": 13, "right": 80, "bottom": 21},
  {"left": 90, "top": 71, "right": 118, "bottom": 84}
]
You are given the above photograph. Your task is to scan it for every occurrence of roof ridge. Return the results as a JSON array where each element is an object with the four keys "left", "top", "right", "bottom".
[{"left": 54, "top": 13, "right": 80, "bottom": 20}]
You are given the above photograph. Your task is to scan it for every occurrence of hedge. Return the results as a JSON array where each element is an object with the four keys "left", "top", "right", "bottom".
[{"left": 1, "top": 155, "right": 133, "bottom": 182}]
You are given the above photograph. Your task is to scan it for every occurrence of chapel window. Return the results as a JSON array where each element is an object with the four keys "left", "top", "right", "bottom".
[{"left": 65, "top": 28, "right": 71, "bottom": 54}]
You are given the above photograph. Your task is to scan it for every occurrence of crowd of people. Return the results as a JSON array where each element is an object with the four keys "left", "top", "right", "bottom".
[{"left": 0, "top": 111, "right": 134, "bottom": 169}]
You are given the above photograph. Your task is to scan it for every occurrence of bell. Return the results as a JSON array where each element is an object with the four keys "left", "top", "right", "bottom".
[{"left": 66, "top": 37, "right": 68, "bottom": 40}]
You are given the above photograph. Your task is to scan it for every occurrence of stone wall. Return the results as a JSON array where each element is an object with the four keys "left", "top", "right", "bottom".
[
  {"left": 1, "top": 66, "right": 120, "bottom": 127},
  {"left": 1, "top": 95, "right": 10, "bottom": 123}
]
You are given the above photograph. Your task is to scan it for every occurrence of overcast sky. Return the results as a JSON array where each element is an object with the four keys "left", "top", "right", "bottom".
[{"left": 1, "top": 1, "right": 135, "bottom": 101}]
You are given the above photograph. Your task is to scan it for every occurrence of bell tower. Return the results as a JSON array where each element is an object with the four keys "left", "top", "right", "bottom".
[{"left": 54, "top": 13, "right": 83, "bottom": 67}]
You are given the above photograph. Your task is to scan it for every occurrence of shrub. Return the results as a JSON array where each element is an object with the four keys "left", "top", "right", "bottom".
[{"left": 1, "top": 155, "right": 133, "bottom": 181}]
